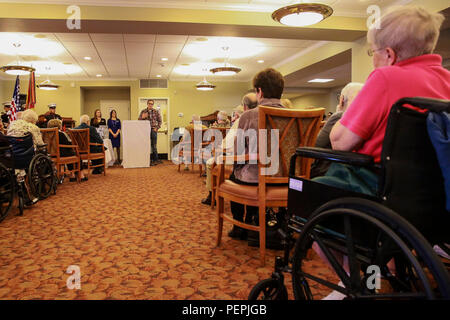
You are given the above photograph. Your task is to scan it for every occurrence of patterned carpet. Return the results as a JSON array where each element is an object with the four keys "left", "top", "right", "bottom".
[{"left": 0, "top": 162, "right": 336, "bottom": 300}]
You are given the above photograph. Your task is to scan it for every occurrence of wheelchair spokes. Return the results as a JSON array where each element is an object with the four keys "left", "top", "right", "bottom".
[
  {"left": 29, "top": 154, "right": 55, "bottom": 200},
  {"left": 292, "top": 207, "right": 438, "bottom": 300}
]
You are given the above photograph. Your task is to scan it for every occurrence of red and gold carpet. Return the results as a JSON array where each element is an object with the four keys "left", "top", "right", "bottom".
[{"left": 0, "top": 162, "right": 336, "bottom": 300}]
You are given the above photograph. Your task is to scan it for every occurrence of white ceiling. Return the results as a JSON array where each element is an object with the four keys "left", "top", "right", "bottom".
[
  {"left": 0, "top": 0, "right": 412, "bottom": 16},
  {"left": 0, "top": 32, "right": 322, "bottom": 82}
]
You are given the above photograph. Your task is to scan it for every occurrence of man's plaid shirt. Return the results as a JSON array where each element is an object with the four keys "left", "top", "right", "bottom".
[{"left": 139, "top": 108, "right": 162, "bottom": 130}]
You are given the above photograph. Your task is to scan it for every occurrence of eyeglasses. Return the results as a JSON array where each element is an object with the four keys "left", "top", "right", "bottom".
[{"left": 367, "top": 48, "right": 384, "bottom": 57}]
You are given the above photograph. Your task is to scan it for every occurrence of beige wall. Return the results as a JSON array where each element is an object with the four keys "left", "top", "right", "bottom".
[
  {"left": 82, "top": 87, "right": 131, "bottom": 119},
  {"left": 291, "top": 93, "right": 333, "bottom": 112}
]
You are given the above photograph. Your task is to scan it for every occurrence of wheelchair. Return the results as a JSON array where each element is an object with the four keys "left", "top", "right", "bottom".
[
  {"left": 249, "top": 97, "right": 450, "bottom": 300},
  {"left": 0, "top": 133, "right": 57, "bottom": 222}
]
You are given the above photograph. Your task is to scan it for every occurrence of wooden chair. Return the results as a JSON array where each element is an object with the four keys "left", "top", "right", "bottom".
[
  {"left": 177, "top": 127, "right": 209, "bottom": 174},
  {"left": 41, "top": 127, "right": 81, "bottom": 183},
  {"left": 216, "top": 106, "right": 324, "bottom": 265},
  {"left": 68, "top": 128, "right": 106, "bottom": 178}
]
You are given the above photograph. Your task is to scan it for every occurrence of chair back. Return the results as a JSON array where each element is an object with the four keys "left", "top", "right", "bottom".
[
  {"left": 41, "top": 127, "right": 60, "bottom": 159},
  {"left": 380, "top": 97, "right": 450, "bottom": 243},
  {"left": 68, "top": 129, "right": 89, "bottom": 154},
  {"left": 258, "top": 106, "right": 324, "bottom": 183}
]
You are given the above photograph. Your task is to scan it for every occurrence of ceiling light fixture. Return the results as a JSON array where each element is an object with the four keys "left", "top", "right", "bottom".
[
  {"left": 0, "top": 43, "right": 35, "bottom": 75},
  {"left": 257, "top": 60, "right": 265, "bottom": 64},
  {"left": 161, "top": 58, "right": 168, "bottom": 61},
  {"left": 196, "top": 68, "right": 216, "bottom": 91},
  {"left": 96, "top": 74, "right": 103, "bottom": 78},
  {"left": 210, "top": 46, "right": 241, "bottom": 76},
  {"left": 84, "top": 56, "right": 92, "bottom": 60},
  {"left": 156, "top": 75, "right": 162, "bottom": 78},
  {"left": 272, "top": 3, "right": 333, "bottom": 27},
  {"left": 37, "top": 66, "right": 59, "bottom": 90},
  {"left": 37, "top": 79, "right": 59, "bottom": 90}
]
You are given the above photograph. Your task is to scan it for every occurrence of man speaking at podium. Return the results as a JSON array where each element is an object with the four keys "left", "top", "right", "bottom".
[{"left": 138, "top": 99, "right": 162, "bottom": 166}]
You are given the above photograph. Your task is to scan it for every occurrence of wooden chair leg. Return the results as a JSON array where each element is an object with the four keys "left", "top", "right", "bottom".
[
  {"left": 103, "top": 158, "right": 106, "bottom": 175},
  {"left": 259, "top": 206, "right": 266, "bottom": 266},
  {"left": 216, "top": 195, "right": 224, "bottom": 247}
]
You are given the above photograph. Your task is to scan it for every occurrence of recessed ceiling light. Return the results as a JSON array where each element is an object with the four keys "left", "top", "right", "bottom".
[
  {"left": 84, "top": 56, "right": 92, "bottom": 61},
  {"left": 161, "top": 58, "right": 168, "bottom": 61},
  {"left": 34, "top": 34, "right": 46, "bottom": 39},
  {"left": 156, "top": 75, "right": 162, "bottom": 78},
  {"left": 257, "top": 60, "right": 264, "bottom": 63},
  {"left": 308, "top": 78, "right": 334, "bottom": 83},
  {"left": 96, "top": 74, "right": 102, "bottom": 78},
  {"left": 196, "top": 37, "right": 208, "bottom": 42}
]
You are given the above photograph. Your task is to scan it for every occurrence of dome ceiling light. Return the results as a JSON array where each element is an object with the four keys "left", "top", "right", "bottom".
[
  {"left": 196, "top": 68, "right": 216, "bottom": 91},
  {"left": 210, "top": 46, "right": 241, "bottom": 76},
  {"left": 272, "top": 3, "right": 333, "bottom": 27},
  {"left": 37, "top": 66, "right": 59, "bottom": 90},
  {"left": 37, "top": 79, "right": 59, "bottom": 90}
]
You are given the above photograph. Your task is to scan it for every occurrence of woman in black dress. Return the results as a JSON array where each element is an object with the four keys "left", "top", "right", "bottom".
[{"left": 90, "top": 109, "right": 106, "bottom": 128}]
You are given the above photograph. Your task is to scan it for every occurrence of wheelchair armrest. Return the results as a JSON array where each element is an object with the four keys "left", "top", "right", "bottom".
[{"left": 295, "top": 147, "right": 375, "bottom": 167}]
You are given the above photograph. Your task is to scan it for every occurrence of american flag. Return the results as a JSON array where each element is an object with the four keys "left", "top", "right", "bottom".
[{"left": 9, "top": 75, "right": 20, "bottom": 122}]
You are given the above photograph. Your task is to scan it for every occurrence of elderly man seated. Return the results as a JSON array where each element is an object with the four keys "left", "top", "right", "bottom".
[
  {"left": 75, "top": 114, "right": 104, "bottom": 175},
  {"left": 201, "top": 94, "right": 257, "bottom": 205}
]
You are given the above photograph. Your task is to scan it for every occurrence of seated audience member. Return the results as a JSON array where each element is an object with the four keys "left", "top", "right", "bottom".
[
  {"left": 231, "top": 105, "right": 244, "bottom": 127},
  {"left": 75, "top": 114, "right": 104, "bottom": 175},
  {"left": 7, "top": 109, "right": 44, "bottom": 148},
  {"left": 15, "top": 111, "right": 23, "bottom": 120},
  {"left": 201, "top": 94, "right": 256, "bottom": 205},
  {"left": 310, "top": 82, "right": 364, "bottom": 178},
  {"left": 228, "top": 68, "right": 286, "bottom": 240},
  {"left": 181, "top": 115, "right": 208, "bottom": 171},
  {"left": 90, "top": 109, "right": 106, "bottom": 128},
  {"left": 210, "top": 111, "right": 230, "bottom": 128},
  {"left": 313, "top": 6, "right": 450, "bottom": 300},
  {"left": 7, "top": 109, "right": 43, "bottom": 205},
  {"left": 47, "top": 119, "right": 87, "bottom": 182}
]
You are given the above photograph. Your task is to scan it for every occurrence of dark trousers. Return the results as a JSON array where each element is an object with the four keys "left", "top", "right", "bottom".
[
  {"left": 229, "top": 173, "right": 258, "bottom": 228},
  {"left": 150, "top": 130, "right": 158, "bottom": 162}
]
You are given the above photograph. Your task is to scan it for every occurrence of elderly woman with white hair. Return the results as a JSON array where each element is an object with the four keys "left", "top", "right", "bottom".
[
  {"left": 181, "top": 114, "right": 207, "bottom": 171},
  {"left": 210, "top": 111, "right": 230, "bottom": 128},
  {"left": 311, "top": 5, "right": 450, "bottom": 300},
  {"left": 7, "top": 109, "right": 44, "bottom": 148}
]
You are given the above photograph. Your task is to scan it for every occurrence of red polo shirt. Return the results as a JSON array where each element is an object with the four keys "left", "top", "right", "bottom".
[{"left": 341, "top": 54, "right": 450, "bottom": 162}]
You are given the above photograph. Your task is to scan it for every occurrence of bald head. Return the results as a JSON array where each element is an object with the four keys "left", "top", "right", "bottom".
[{"left": 242, "top": 93, "right": 258, "bottom": 111}]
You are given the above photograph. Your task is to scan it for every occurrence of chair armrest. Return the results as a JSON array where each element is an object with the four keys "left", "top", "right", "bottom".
[{"left": 295, "top": 147, "right": 374, "bottom": 167}]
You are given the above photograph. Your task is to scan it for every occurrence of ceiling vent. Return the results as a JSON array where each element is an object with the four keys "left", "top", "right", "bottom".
[{"left": 140, "top": 78, "right": 168, "bottom": 89}]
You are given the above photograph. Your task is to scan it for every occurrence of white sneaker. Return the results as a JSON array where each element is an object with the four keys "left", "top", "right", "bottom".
[
  {"left": 433, "top": 245, "right": 450, "bottom": 260},
  {"left": 322, "top": 281, "right": 346, "bottom": 300}
]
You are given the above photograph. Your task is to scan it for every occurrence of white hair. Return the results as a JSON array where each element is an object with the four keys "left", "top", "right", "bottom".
[
  {"left": 192, "top": 114, "right": 201, "bottom": 122},
  {"left": 80, "top": 114, "right": 90, "bottom": 124},
  {"left": 340, "top": 82, "right": 364, "bottom": 111},
  {"left": 217, "top": 111, "right": 228, "bottom": 121},
  {"left": 367, "top": 6, "right": 444, "bottom": 62},
  {"left": 22, "top": 109, "right": 38, "bottom": 124}
]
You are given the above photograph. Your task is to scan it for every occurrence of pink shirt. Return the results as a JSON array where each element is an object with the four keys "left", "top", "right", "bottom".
[{"left": 341, "top": 54, "right": 450, "bottom": 163}]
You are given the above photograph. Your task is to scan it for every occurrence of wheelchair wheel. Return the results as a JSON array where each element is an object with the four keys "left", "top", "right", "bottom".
[
  {"left": 248, "top": 278, "right": 288, "bottom": 300},
  {"left": 28, "top": 154, "right": 56, "bottom": 200},
  {"left": 292, "top": 198, "right": 450, "bottom": 300},
  {"left": 0, "top": 163, "right": 14, "bottom": 222}
]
